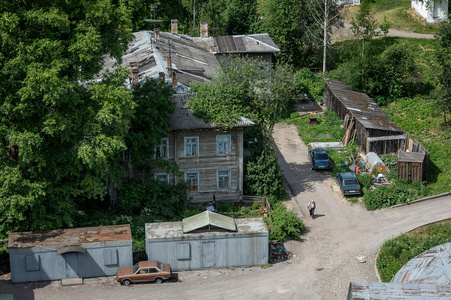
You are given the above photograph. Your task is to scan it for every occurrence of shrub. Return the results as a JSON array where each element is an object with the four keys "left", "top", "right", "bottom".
[
  {"left": 217, "top": 202, "right": 239, "bottom": 213},
  {"left": 295, "top": 68, "right": 325, "bottom": 101},
  {"left": 357, "top": 173, "right": 373, "bottom": 190},
  {"left": 267, "top": 203, "right": 304, "bottom": 242}
]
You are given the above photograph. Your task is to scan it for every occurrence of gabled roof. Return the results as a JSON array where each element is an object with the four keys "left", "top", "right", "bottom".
[
  {"left": 182, "top": 211, "right": 237, "bottom": 233},
  {"left": 325, "top": 79, "right": 404, "bottom": 133},
  {"left": 170, "top": 93, "right": 255, "bottom": 130},
  {"left": 193, "top": 34, "right": 280, "bottom": 54}
]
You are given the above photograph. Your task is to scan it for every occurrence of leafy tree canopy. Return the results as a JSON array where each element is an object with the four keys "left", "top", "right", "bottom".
[
  {"left": 434, "top": 17, "right": 451, "bottom": 121},
  {"left": 0, "top": 0, "right": 136, "bottom": 235}
]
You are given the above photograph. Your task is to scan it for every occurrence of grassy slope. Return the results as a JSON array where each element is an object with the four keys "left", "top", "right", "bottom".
[{"left": 341, "top": 0, "right": 440, "bottom": 34}]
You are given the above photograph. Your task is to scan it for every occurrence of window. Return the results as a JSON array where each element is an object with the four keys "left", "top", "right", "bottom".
[
  {"left": 217, "top": 170, "right": 230, "bottom": 189},
  {"left": 148, "top": 268, "right": 159, "bottom": 273},
  {"left": 154, "top": 138, "right": 168, "bottom": 158},
  {"left": 121, "top": 150, "right": 131, "bottom": 161},
  {"left": 25, "top": 255, "right": 40, "bottom": 272},
  {"left": 217, "top": 135, "right": 231, "bottom": 155},
  {"left": 185, "top": 137, "right": 198, "bottom": 157},
  {"left": 155, "top": 174, "right": 169, "bottom": 183},
  {"left": 177, "top": 242, "right": 191, "bottom": 260},
  {"left": 103, "top": 249, "right": 118, "bottom": 266},
  {"left": 185, "top": 172, "right": 199, "bottom": 192}
]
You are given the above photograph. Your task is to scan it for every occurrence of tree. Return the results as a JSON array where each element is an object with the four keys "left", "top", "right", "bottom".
[
  {"left": 187, "top": 57, "right": 296, "bottom": 135},
  {"left": 252, "top": 0, "right": 320, "bottom": 68},
  {"left": 306, "top": 0, "right": 343, "bottom": 73},
  {"left": 0, "top": 1, "right": 135, "bottom": 235},
  {"left": 223, "top": 0, "right": 258, "bottom": 35},
  {"left": 434, "top": 16, "right": 451, "bottom": 123}
]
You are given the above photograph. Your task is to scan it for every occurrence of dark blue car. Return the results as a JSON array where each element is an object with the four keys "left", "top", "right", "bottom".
[
  {"left": 336, "top": 172, "right": 362, "bottom": 196},
  {"left": 308, "top": 149, "right": 332, "bottom": 170}
]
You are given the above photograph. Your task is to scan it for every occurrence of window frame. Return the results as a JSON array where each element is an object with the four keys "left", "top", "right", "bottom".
[
  {"left": 217, "top": 135, "right": 231, "bottom": 155},
  {"left": 217, "top": 170, "right": 231, "bottom": 189},
  {"left": 154, "top": 138, "right": 169, "bottom": 158},
  {"left": 184, "top": 137, "right": 199, "bottom": 157},
  {"left": 185, "top": 171, "right": 199, "bottom": 192},
  {"left": 154, "top": 174, "right": 169, "bottom": 183}
]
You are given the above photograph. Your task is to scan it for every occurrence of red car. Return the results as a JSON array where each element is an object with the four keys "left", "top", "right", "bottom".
[{"left": 116, "top": 261, "right": 172, "bottom": 285}]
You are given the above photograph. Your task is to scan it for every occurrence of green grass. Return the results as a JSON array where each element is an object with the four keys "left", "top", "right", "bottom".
[
  {"left": 377, "top": 219, "right": 451, "bottom": 282},
  {"left": 341, "top": 0, "right": 440, "bottom": 34}
]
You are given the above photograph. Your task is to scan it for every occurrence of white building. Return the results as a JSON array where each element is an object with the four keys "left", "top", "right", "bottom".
[{"left": 411, "top": 0, "right": 448, "bottom": 23}]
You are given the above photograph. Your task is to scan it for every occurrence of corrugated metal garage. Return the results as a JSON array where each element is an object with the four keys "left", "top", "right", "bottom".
[
  {"left": 145, "top": 211, "right": 268, "bottom": 271},
  {"left": 8, "top": 225, "right": 133, "bottom": 283}
]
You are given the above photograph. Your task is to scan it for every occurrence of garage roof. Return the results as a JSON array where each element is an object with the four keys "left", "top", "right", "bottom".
[{"left": 182, "top": 211, "right": 237, "bottom": 233}]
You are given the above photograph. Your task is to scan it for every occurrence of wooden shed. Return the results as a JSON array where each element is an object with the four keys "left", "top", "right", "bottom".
[
  {"left": 324, "top": 79, "right": 405, "bottom": 154},
  {"left": 398, "top": 151, "right": 427, "bottom": 183}
]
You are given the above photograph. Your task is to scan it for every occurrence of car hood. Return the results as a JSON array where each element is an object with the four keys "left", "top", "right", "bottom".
[{"left": 117, "top": 266, "right": 133, "bottom": 277}]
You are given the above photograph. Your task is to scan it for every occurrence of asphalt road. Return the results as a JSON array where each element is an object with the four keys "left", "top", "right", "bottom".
[{"left": 1, "top": 123, "right": 450, "bottom": 299}]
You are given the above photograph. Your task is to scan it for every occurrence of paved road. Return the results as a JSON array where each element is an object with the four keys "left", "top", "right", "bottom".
[
  {"left": 1, "top": 123, "right": 450, "bottom": 299},
  {"left": 332, "top": 23, "right": 435, "bottom": 41}
]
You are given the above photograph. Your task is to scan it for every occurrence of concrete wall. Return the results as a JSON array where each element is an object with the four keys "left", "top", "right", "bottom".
[
  {"left": 9, "top": 242, "right": 132, "bottom": 283},
  {"left": 412, "top": 0, "right": 448, "bottom": 23},
  {"left": 146, "top": 233, "right": 268, "bottom": 271}
]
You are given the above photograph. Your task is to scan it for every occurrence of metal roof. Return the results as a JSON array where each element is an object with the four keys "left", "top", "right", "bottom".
[
  {"left": 146, "top": 217, "right": 268, "bottom": 239},
  {"left": 8, "top": 225, "right": 132, "bottom": 249},
  {"left": 170, "top": 93, "right": 254, "bottom": 130},
  {"left": 348, "top": 282, "right": 451, "bottom": 299},
  {"left": 194, "top": 34, "right": 280, "bottom": 54},
  {"left": 182, "top": 211, "right": 236, "bottom": 233},
  {"left": 391, "top": 242, "right": 451, "bottom": 285},
  {"left": 325, "top": 79, "right": 404, "bottom": 133}
]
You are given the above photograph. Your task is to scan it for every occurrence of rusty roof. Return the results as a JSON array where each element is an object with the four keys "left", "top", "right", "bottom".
[
  {"left": 8, "top": 225, "right": 132, "bottom": 249},
  {"left": 170, "top": 93, "right": 254, "bottom": 130},
  {"left": 391, "top": 242, "right": 451, "bottom": 285},
  {"left": 348, "top": 282, "right": 451, "bottom": 299},
  {"left": 325, "top": 79, "right": 404, "bottom": 133}
]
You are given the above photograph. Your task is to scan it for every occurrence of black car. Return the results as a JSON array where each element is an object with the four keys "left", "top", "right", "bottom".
[{"left": 308, "top": 149, "right": 332, "bottom": 170}]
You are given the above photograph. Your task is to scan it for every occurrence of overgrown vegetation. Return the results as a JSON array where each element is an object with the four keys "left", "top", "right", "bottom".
[
  {"left": 377, "top": 220, "right": 451, "bottom": 282},
  {"left": 266, "top": 202, "right": 304, "bottom": 242}
]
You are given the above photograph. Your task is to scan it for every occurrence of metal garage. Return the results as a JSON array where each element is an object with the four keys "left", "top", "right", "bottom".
[
  {"left": 145, "top": 211, "right": 268, "bottom": 271},
  {"left": 8, "top": 225, "right": 133, "bottom": 283}
]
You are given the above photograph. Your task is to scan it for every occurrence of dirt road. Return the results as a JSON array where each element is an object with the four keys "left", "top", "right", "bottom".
[
  {"left": 332, "top": 23, "right": 435, "bottom": 41},
  {"left": 1, "top": 123, "right": 450, "bottom": 299}
]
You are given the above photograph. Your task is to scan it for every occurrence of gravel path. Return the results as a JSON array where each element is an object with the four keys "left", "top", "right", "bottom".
[{"left": 1, "top": 123, "right": 450, "bottom": 299}]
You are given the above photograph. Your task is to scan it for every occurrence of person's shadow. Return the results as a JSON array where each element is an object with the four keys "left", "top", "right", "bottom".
[{"left": 312, "top": 214, "right": 325, "bottom": 219}]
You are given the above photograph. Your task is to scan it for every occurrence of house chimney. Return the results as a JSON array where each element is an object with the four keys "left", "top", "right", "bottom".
[
  {"left": 200, "top": 20, "right": 208, "bottom": 38},
  {"left": 172, "top": 71, "right": 177, "bottom": 91},
  {"left": 159, "top": 72, "right": 165, "bottom": 84},
  {"left": 155, "top": 28, "right": 160, "bottom": 41},
  {"left": 166, "top": 57, "right": 172, "bottom": 70},
  {"left": 129, "top": 62, "right": 139, "bottom": 85},
  {"left": 171, "top": 19, "right": 178, "bottom": 35}
]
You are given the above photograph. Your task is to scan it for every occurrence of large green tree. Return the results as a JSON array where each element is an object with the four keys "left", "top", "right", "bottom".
[
  {"left": 0, "top": 1, "right": 135, "bottom": 235},
  {"left": 434, "top": 17, "right": 451, "bottom": 123}
]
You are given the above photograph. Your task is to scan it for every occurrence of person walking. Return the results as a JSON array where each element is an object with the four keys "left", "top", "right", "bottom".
[{"left": 308, "top": 200, "right": 316, "bottom": 219}]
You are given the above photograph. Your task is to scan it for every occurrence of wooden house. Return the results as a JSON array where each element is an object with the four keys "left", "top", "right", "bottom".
[
  {"left": 398, "top": 151, "right": 427, "bottom": 183},
  {"left": 324, "top": 79, "right": 405, "bottom": 154}
]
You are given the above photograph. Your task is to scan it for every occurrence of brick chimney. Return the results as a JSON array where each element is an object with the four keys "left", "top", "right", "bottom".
[
  {"left": 166, "top": 57, "right": 172, "bottom": 70},
  {"left": 200, "top": 20, "right": 208, "bottom": 38},
  {"left": 155, "top": 28, "right": 160, "bottom": 41},
  {"left": 172, "top": 71, "right": 177, "bottom": 90},
  {"left": 129, "top": 62, "right": 139, "bottom": 85},
  {"left": 171, "top": 19, "right": 178, "bottom": 35}
]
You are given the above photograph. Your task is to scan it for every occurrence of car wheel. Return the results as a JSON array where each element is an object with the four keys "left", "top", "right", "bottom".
[
  {"left": 155, "top": 278, "right": 163, "bottom": 284},
  {"left": 122, "top": 279, "right": 132, "bottom": 286}
]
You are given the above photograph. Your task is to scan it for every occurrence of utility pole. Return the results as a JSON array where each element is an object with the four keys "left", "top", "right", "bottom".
[{"left": 193, "top": 0, "right": 196, "bottom": 31}]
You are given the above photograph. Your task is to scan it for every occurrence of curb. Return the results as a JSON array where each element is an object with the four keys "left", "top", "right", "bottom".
[{"left": 390, "top": 192, "right": 451, "bottom": 209}]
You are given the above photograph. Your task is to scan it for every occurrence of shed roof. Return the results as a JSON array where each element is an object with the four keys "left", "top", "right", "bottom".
[
  {"left": 391, "top": 242, "right": 451, "bottom": 285},
  {"left": 182, "top": 211, "right": 236, "bottom": 233},
  {"left": 8, "top": 225, "right": 132, "bottom": 249},
  {"left": 348, "top": 282, "right": 451, "bottom": 299},
  {"left": 170, "top": 93, "right": 254, "bottom": 130},
  {"left": 211, "top": 34, "right": 280, "bottom": 54},
  {"left": 146, "top": 218, "right": 268, "bottom": 240},
  {"left": 398, "top": 150, "right": 426, "bottom": 163},
  {"left": 325, "top": 79, "right": 404, "bottom": 133}
]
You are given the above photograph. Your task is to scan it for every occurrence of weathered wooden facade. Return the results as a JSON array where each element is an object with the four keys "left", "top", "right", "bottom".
[
  {"left": 325, "top": 79, "right": 405, "bottom": 154},
  {"left": 398, "top": 151, "right": 427, "bottom": 183},
  {"left": 124, "top": 94, "right": 254, "bottom": 204}
]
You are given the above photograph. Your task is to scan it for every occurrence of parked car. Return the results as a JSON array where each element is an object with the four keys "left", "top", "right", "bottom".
[
  {"left": 117, "top": 261, "right": 172, "bottom": 285},
  {"left": 336, "top": 172, "right": 361, "bottom": 196},
  {"left": 308, "top": 149, "right": 332, "bottom": 170}
]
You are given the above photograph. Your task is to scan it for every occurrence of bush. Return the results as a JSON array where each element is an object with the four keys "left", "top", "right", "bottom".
[
  {"left": 216, "top": 202, "right": 239, "bottom": 213},
  {"left": 357, "top": 173, "right": 373, "bottom": 190},
  {"left": 295, "top": 68, "right": 325, "bottom": 101},
  {"left": 266, "top": 203, "right": 304, "bottom": 242}
]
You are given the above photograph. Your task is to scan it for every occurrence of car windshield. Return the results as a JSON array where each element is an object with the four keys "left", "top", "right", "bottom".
[
  {"left": 315, "top": 153, "right": 328, "bottom": 160},
  {"left": 158, "top": 262, "right": 165, "bottom": 271},
  {"left": 132, "top": 263, "right": 139, "bottom": 273},
  {"left": 344, "top": 179, "right": 358, "bottom": 185}
]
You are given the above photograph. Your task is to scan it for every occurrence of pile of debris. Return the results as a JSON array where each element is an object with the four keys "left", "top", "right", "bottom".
[{"left": 269, "top": 243, "right": 292, "bottom": 263}]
